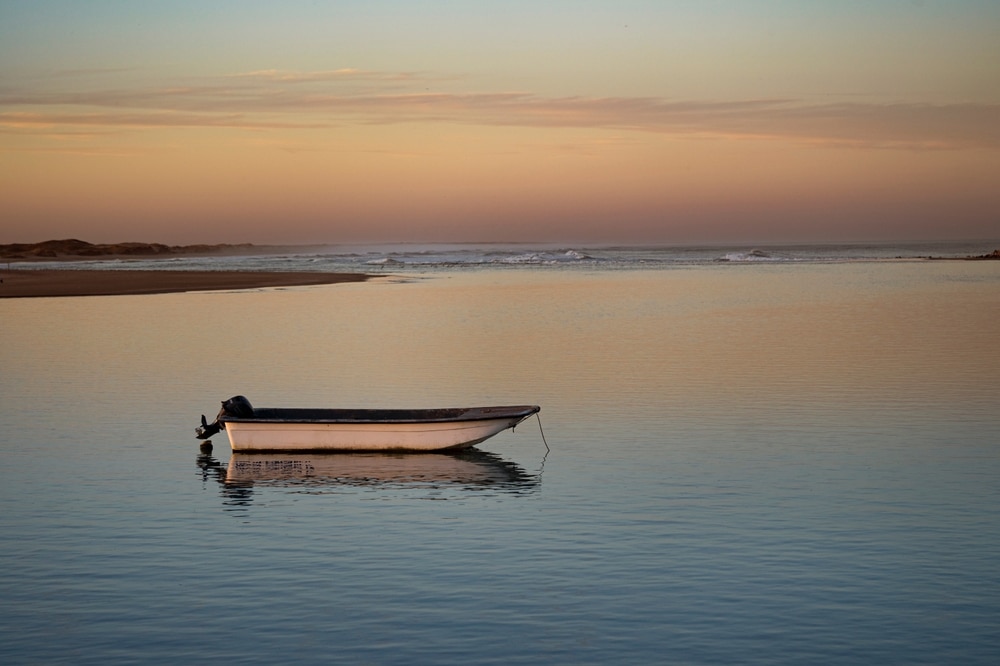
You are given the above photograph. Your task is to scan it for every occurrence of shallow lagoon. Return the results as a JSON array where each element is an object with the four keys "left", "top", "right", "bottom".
[{"left": 2, "top": 261, "right": 999, "bottom": 664}]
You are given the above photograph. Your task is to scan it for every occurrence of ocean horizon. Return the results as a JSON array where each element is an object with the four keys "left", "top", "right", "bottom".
[{"left": 6, "top": 238, "right": 999, "bottom": 275}]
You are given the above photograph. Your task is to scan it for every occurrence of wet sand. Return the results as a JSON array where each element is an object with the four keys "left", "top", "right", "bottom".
[{"left": 0, "top": 269, "right": 368, "bottom": 298}]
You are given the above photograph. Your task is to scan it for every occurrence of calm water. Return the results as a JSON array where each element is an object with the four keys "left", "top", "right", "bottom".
[{"left": 2, "top": 257, "right": 999, "bottom": 664}]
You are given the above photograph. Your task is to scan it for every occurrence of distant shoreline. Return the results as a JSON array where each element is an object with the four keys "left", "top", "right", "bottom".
[
  {"left": 927, "top": 249, "right": 1000, "bottom": 261},
  {"left": 1, "top": 240, "right": 996, "bottom": 299},
  {"left": 3, "top": 239, "right": 998, "bottom": 263}
]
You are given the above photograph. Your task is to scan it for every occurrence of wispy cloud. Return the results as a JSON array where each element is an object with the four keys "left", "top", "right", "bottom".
[
  {"left": 2, "top": 69, "right": 998, "bottom": 150},
  {"left": 233, "top": 68, "right": 425, "bottom": 84},
  {"left": 0, "top": 110, "right": 329, "bottom": 131}
]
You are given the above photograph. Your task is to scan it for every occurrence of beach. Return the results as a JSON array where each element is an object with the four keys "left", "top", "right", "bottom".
[
  {"left": 0, "top": 239, "right": 370, "bottom": 298},
  {"left": 0, "top": 269, "right": 367, "bottom": 298}
]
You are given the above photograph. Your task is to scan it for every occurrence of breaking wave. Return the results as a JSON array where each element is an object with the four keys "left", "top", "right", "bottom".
[
  {"left": 8, "top": 241, "right": 995, "bottom": 274},
  {"left": 362, "top": 248, "right": 598, "bottom": 268},
  {"left": 717, "top": 249, "right": 793, "bottom": 263}
]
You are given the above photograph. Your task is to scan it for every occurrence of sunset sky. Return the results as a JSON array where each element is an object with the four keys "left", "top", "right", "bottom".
[{"left": 2, "top": 1, "right": 998, "bottom": 245}]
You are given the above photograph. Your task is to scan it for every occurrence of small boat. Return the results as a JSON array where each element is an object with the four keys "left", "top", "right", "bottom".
[{"left": 196, "top": 396, "right": 540, "bottom": 452}]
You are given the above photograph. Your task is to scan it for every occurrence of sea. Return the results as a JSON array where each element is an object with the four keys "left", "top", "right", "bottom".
[{"left": 2, "top": 241, "right": 999, "bottom": 665}]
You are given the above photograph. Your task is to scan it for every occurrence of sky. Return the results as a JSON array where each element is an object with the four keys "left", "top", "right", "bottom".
[{"left": 1, "top": 0, "right": 999, "bottom": 245}]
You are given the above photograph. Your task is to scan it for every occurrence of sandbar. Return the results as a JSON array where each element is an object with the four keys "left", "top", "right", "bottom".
[{"left": 0, "top": 269, "right": 369, "bottom": 298}]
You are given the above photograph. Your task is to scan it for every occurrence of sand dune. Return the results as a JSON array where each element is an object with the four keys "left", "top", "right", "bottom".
[{"left": 0, "top": 238, "right": 256, "bottom": 260}]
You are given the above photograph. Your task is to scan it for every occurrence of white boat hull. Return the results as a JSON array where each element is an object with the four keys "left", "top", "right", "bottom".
[{"left": 219, "top": 406, "right": 540, "bottom": 452}]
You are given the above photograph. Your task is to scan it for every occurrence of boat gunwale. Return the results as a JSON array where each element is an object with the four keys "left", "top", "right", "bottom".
[{"left": 220, "top": 405, "right": 540, "bottom": 425}]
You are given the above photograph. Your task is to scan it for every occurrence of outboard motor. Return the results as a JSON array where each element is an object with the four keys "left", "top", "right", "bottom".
[{"left": 196, "top": 395, "right": 254, "bottom": 439}]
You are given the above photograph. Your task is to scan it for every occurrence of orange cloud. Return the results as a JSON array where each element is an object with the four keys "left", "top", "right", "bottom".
[{"left": 2, "top": 69, "right": 998, "bottom": 150}]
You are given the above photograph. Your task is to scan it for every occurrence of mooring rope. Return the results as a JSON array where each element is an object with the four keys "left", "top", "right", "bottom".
[{"left": 536, "top": 413, "right": 550, "bottom": 452}]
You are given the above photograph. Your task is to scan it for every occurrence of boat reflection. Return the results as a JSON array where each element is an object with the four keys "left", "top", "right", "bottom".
[{"left": 196, "top": 448, "right": 540, "bottom": 507}]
